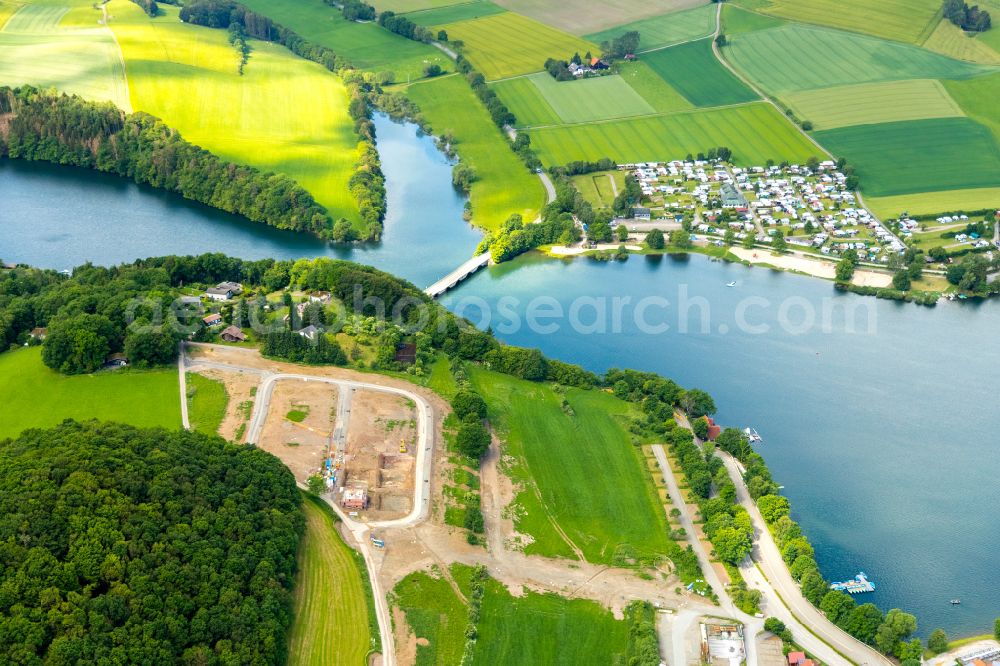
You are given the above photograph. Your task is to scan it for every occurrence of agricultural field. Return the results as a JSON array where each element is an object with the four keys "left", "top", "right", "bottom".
[
  {"left": 472, "top": 577, "right": 630, "bottom": 664},
  {"left": 814, "top": 117, "right": 1000, "bottom": 197},
  {"left": 643, "top": 39, "right": 758, "bottom": 107},
  {"left": 618, "top": 61, "right": 696, "bottom": 114},
  {"left": 721, "top": 4, "right": 784, "bottom": 35},
  {"left": 866, "top": 188, "right": 1000, "bottom": 220},
  {"left": 585, "top": 3, "right": 717, "bottom": 52},
  {"left": 0, "top": 3, "right": 130, "bottom": 108},
  {"left": 922, "top": 19, "right": 1000, "bottom": 65},
  {"left": 749, "top": 0, "right": 942, "bottom": 44},
  {"left": 470, "top": 368, "right": 671, "bottom": 564},
  {"left": 375, "top": 0, "right": 470, "bottom": 11},
  {"left": 0, "top": 347, "right": 180, "bottom": 441},
  {"left": 723, "top": 24, "right": 995, "bottom": 94},
  {"left": 514, "top": 72, "right": 655, "bottom": 124},
  {"left": 490, "top": 75, "right": 560, "bottom": 126},
  {"left": 288, "top": 498, "right": 373, "bottom": 666},
  {"left": 108, "top": 0, "right": 364, "bottom": 227},
  {"left": 392, "top": 569, "right": 467, "bottom": 666},
  {"left": 784, "top": 80, "right": 966, "bottom": 130},
  {"left": 944, "top": 72, "right": 1000, "bottom": 141},
  {"left": 238, "top": 0, "right": 448, "bottom": 79},
  {"left": 404, "top": 0, "right": 506, "bottom": 26},
  {"left": 437, "top": 12, "right": 595, "bottom": 80},
  {"left": 404, "top": 75, "right": 544, "bottom": 230},
  {"left": 527, "top": 102, "right": 820, "bottom": 167},
  {"left": 492, "top": 0, "right": 708, "bottom": 35},
  {"left": 186, "top": 372, "right": 229, "bottom": 436}
]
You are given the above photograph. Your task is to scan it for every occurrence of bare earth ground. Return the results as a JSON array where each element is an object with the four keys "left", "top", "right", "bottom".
[
  {"left": 191, "top": 368, "right": 257, "bottom": 440},
  {"left": 258, "top": 381, "right": 337, "bottom": 483},
  {"left": 927, "top": 640, "right": 1000, "bottom": 666},
  {"left": 731, "top": 247, "right": 893, "bottom": 287}
]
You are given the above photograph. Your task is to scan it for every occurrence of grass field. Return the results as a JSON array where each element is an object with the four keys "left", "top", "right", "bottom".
[
  {"left": 721, "top": 4, "right": 784, "bottom": 35},
  {"left": 724, "top": 24, "right": 995, "bottom": 94},
  {"left": 473, "top": 577, "right": 629, "bottom": 664},
  {"left": 109, "top": 0, "right": 363, "bottom": 227},
  {"left": 784, "top": 79, "right": 965, "bottom": 130},
  {"left": 944, "top": 71, "right": 1000, "bottom": 142},
  {"left": 867, "top": 188, "right": 1000, "bottom": 219},
  {"left": 923, "top": 19, "right": 1000, "bottom": 65},
  {"left": 239, "top": 0, "right": 448, "bottom": 79},
  {"left": 0, "top": 347, "right": 180, "bottom": 441},
  {"left": 491, "top": 74, "right": 561, "bottom": 126},
  {"left": 585, "top": 3, "right": 716, "bottom": 52},
  {"left": 528, "top": 102, "right": 821, "bottom": 167},
  {"left": 0, "top": 4, "right": 130, "bottom": 108},
  {"left": 618, "top": 61, "right": 695, "bottom": 114},
  {"left": 376, "top": 0, "right": 470, "bottom": 11},
  {"left": 759, "top": 0, "right": 942, "bottom": 44},
  {"left": 471, "top": 368, "right": 670, "bottom": 563},
  {"left": 392, "top": 569, "right": 467, "bottom": 665},
  {"left": 186, "top": 372, "right": 228, "bottom": 436},
  {"left": 288, "top": 497, "right": 373, "bottom": 665},
  {"left": 643, "top": 39, "right": 758, "bottom": 107},
  {"left": 528, "top": 72, "right": 655, "bottom": 123},
  {"left": 406, "top": 0, "right": 505, "bottom": 26},
  {"left": 438, "top": 12, "right": 595, "bottom": 80},
  {"left": 815, "top": 117, "right": 1000, "bottom": 197},
  {"left": 572, "top": 170, "right": 624, "bottom": 208},
  {"left": 404, "top": 75, "right": 543, "bottom": 230},
  {"left": 493, "top": 0, "right": 707, "bottom": 35}
]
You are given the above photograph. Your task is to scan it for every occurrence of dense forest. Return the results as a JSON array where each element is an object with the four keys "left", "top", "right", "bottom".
[
  {"left": 0, "top": 421, "right": 303, "bottom": 664},
  {"left": 0, "top": 87, "right": 334, "bottom": 236}
]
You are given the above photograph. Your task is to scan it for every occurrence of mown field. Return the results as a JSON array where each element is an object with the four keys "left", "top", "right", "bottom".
[
  {"left": 520, "top": 72, "right": 655, "bottom": 123},
  {"left": 288, "top": 497, "right": 373, "bottom": 666},
  {"left": 186, "top": 372, "right": 228, "bottom": 435},
  {"left": 406, "top": 0, "right": 505, "bottom": 26},
  {"left": 493, "top": 0, "right": 707, "bottom": 35},
  {"left": 392, "top": 569, "right": 467, "bottom": 666},
  {"left": 753, "top": 0, "right": 942, "bottom": 44},
  {"left": 238, "top": 0, "right": 448, "bottom": 79},
  {"left": 585, "top": 3, "right": 717, "bottom": 52},
  {"left": 109, "top": 0, "right": 363, "bottom": 227},
  {"left": 528, "top": 102, "right": 820, "bottom": 167},
  {"left": 404, "top": 75, "right": 544, "bottom": 230},
  {"left": 944, "top": 71, "right": 1000, "bottom": 141},
  {"left": 721, "top": 4, "right": 784, "bottom": 35},
  {"left": 643, "top": 39, "right": 758, "bottom": 107},
  {"left": 439, "top": 12, "right": 595, "bottom": 80},
  {"left": 471, "top": 368, "right": 670, "bottom": 564},
  {"left": 618, "top": 61, "right": 695, "bottom": 113},
  {"left": 376, "top": 0, "right": 470, "bottom": 11},
  {"left": 724, "top": 24, "right": 995, "bottom": 94},
  {"left": 923, "top": 19, "right": 1000, "bottom": 66},
  {"left": 0, "top": 347, "right": 180, "bottom": 440},
  {"left": 490, "top": 74, "right": 560, "bottom": 126},
  {"left": 572, "top": 171, "right": 624, "bottom": 208},
  {"left": 814, "top": 117, "right": 1000, "bottom": 197},
  {"left": 866, "top": 188, "right": 1000, "bottom": 219},
  {"left": 784, "top": 79, "right": 965, "bottom": 130},
  {"left": 0, "top": 3, "right": 130, "bottom": 108}
]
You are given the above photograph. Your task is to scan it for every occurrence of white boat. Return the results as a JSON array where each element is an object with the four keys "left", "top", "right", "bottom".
[
  {"left": 726, "top": 281, "right": 737, "bottom": 287},
  {"left": 743, "top": 427, "right": 762, "bottom": 443}
]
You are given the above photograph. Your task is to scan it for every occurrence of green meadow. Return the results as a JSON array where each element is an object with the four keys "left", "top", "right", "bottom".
[
  {"left": 721, "top": 4, "right": 784, "bottom": 35},
  {"left": 491, "top": 74, "right": 561, "bottom": 126},
  {"left": 377, "top": 0, "right": 471, "bottom": 10},
  {"left": 528, "top": 102, "right": 819, "bottom": 167},
  {"left": 523, "top": 72, "right": 655, "bottom": 123},
  {"left": 392, "top": 569, "right": 467, "bottom": 666},
  {"left": 186, "top": 372, "right": 228, "bottom": 436},
  {"left": 491, "top": 0, "right": 708, "bottom": 35},
  {"left": 867, "top": 188, "right": 1000, "bottom": 219},
  {"left": 109, "top": 0, "right": 363, "bottom": 227},
  {"left": 407, "top": 0, "right": 505, "bottom": 26},
  {"left": 404, "top": 74, "right": 544, "bottom": 230},
  {"left": 0, "top": 347, "right": 180, "bottom": 441},
  {"left": 814, "top": 117, "right": 1000, "bottom": 197},
  {"left": 944, "top": 72, "right": 1000, "bottom": 142},
  {"left": 923, "top": 19, "right": 1000, "bottom": 66},
  {"left": 585, "top": 3, "right": 716, "bottom": 52},
  {"left": 755, "top": 0, "right": 942, "bottom": 44},
  {"left": 618, "top": 60, "right": 695, "bottom": 113},
  {"left": 471, "top": 368, "right": 670, "bottom": 564},
  {"left": 643, "top": 39, "right": 758, "bottom": 107},
  {"left": 572, "top": 171, "right": 624, "bottom": 208}
]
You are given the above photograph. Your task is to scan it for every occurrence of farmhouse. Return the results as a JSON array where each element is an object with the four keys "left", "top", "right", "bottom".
[
  {"left": 297, "top": 324, "right": 320, "bottom": 340},
  {"left": 220, "top": 325, "right": 246, "bottom": 342},
  {"left": 203, "top": 313, "right": 223, "bottom": 327},
  {"left": 29, "top": 327, "right": 47, "bottom": 340}
]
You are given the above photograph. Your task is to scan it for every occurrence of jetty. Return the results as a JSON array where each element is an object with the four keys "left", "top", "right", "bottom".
[
  {"left": 830, "top": 572, "right": 875, "bottom": 594},
  {"left": 424, "top": 251, "right": 490, "bottom": 298}
]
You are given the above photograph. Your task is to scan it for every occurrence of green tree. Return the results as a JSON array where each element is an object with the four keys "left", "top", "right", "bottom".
[
  {"left": 680, "top": 389, "right": 716, "bottom": 417},
  {"left": 646, "top": 228, "right": 665, "bottom": 250},
  {"left": 845, "top": 603, "right": 884, "bottom": 645},
  {"left": 772, "top": 230, "right": 787, "bottom": 251},
  {"left": 875, "top": 609, "right": 917, "bottom": 655},
  {"left": 742, "top": 232, "right": 756, "bottom": 249},
  {"left": 927, "top": 629, "right": 948, "bottom": 655},
  {"left": 617, "top": 223, "right": 630, "bottom": 242},
  {"left": 42, "top": 313, "right": 116, "bottom": 374},
  {"left": 757, "top": 494, "right": 790, "bottom": 524},
  {"left": 451, "top": 390, "right": 487, "bottom": 420},
  {"left": 801, "top": 570, "right": 828, "bottom": 605},
  {"left": 724, "top": 228, "right": 736, "bottom": 246},
  {"left": 835, "top": 257, "right": 855, "bottom": 283},
  {"left": 714, "top": 526, "right": 752, "bottom": 564},
  {"left": 672, "top": 229, "right": 693, "bottom": 249},
  {"left": 892, "top": 270, "right": 911, "bottom": 291},
  {"left": 820, "top": 590, "right": 856, "bottom": 627},
  {"left": 691, "top": 417, "right": 710, "bottom": 440},
  {"left": 307, "top": 474, "right": 325, "bottom": 495},
  {"left": 456, "top": 414, "right": 491, "bottom": 459}
]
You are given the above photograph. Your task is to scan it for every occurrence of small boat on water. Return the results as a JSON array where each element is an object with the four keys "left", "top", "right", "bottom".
[
  {"left": 950, "top": 599, "right": 961, "bottom": 605},
  {"left": 726, "top": 281, "right": 737, "bottom": 287},
  {"left": 743, "top": 427, "right": 762, "bottom": 443}
]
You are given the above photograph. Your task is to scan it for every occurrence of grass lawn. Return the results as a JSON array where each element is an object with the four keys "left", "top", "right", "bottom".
[
  {"left": 108, "top": 1, "right": 363, "bottom": 229},
  {"left": 815, "top": 117, "right": 1000, "bottom": 197},
  {"left": 572, "top": 170, "right": 623, "bottom": 208},
  {"left": 238, "top": 0, "right": 448, "bottom": 80},
  {"left": 724, "top": 24, "right": 996, "bottom": 95},
  {"left": 471, "top": 367, "right": 671, "bottom": 564},
  {"left": 0, "top": 4, "right": 130, "bottom": 109},
  {"left": 0, "top": 347, "right": 180, "bottom": 441},
  {"left": 492, "top": 0, "right": 708, "bottom": 35},
  {"left": 759, "top": 0, "right": 942, "bottom": 44},
  {"left": 392, "top": 570, "right": 467, "bottom": 666},
  {"left": 404, "top": 75, "right": 544, "bottom": 230},
  {"left": 923, "top": 19, "right": 1000, "bottom": 66},
  {"left": 491, "top": 75, "right": 561, "bottom": 127},
  {"left": 519, "top": 71, "right": 656, "bottom": 124},
  {"left": 528, "top": 102, "right": 820, "bottom": 167},
  {"left": 866, "top": 188, "right": 1000, "bottom": 219},
  {"left": 288, "top": 497, "right": 373, "bottom": 665},
  {"left": 186, "top": 372, "right": 228, "bottom": 436},
  {"left": 585, "top": 3, "right": 716, "bottom": 52},
  {"left": 783, "top": 79, "right": 965, "bottom": 131},
  {"left": 618, "top": 60, "right": 695, "bottom": 114},
  {"left": 439, "top": 12, "right": 595, "bottom": 80},
  {"left": 473, "top": 577, "right": 630, "bottom": 664},
  {"left": 643, "top": 39, "right": 758, "bottom": 107},
  {"left": 424, "top": 355, "right": 459, "bottom": 399},
  {"left": 720, "top": 4, "right": 784, "bottom": 35},
  {"left": 406, "top": 1, "right": 505, "bottom": 26}
]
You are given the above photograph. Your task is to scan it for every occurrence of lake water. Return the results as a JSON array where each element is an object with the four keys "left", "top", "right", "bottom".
[{"left": 2, "top": 117, "right": 997, "bottom": 637}]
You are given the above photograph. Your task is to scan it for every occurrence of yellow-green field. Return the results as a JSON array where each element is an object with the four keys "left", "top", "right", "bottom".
[
  {"left": 404, "top": 74, "right": 544, "bottom": 229},
  {"left": 759, "top": 0, "right": 942, "bottom": 44},
  {"left": 288, "top": 497, "right": 373, "bottom": 665},
  {"left": 438, "top": 12, "right": 595, "bottom": 80},
  {"left": 375, "top": 0, "right": 468, "bottom": 10},
  {"left": 866, "top": 188, "right": 1000, "bottom": 219},
  {"left": 923, "top": 19, "right": 1000, "bottom": 65},
  {"left": 493, "top": 0, "right": 708, "bottom": 35},
  {"left": 108, "top": 0, "right": 362, "bottom": 225},
  {"left": 572, "top": 170, "right": 624, "bottom": 208},
  {"left": 585, "top": 3, "right": 717, "bottom": 51},
  {"left": 784, "top": 79, "right": 966, "bottom": 130},
  {"left": 0, "top": 3, "right": 130, "bottom": 108}
]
